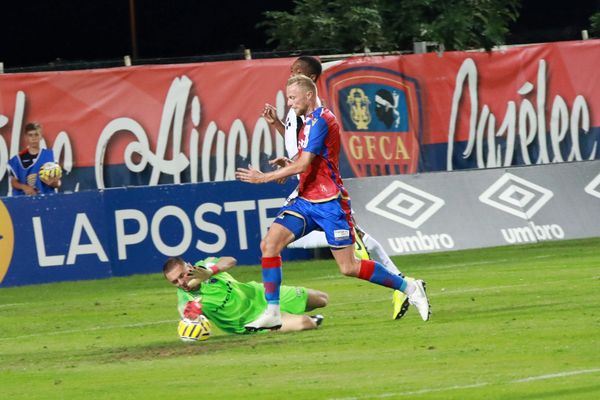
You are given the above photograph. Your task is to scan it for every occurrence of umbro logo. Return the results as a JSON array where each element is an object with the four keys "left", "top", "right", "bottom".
[
  {"left": 584, "top": 173, "right": 600, "bottom": 199},
  {"left": 479, "top": 173, "right": 553, "bottom": 219},
  {"left": 365, "top": 181, "right": 445, "bottom": 228}
]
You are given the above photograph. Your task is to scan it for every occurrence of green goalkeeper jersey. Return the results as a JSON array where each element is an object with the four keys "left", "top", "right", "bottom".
[{"left": 176, "top": 258, "right": 307, "bottom": 334}]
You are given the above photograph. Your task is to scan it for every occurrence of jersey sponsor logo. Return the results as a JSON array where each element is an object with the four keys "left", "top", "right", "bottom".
[
  {"left": 479, "top": 174, "right": 565, "bottom": 243},
  {"left": 500, "top": 222, "right": 565, "bottom": 244},
  {"left": 333, "top": 229, "right": 350, "bottom": 239},
  {"left": 0, "top": 199, "right": 15, "bottom": 284},
  {"left": 584, "top": 173, "right": 600, "bottom": 199},
  {"left": 388, "top": 231, "right": 455, "bottom": 253},
  {"left": 479, "top": 173, "right": 553, "bottom": 219},
  {"left": 366, "top": 181, "right": 445, "bottom": 229},
  {"left": 324, "top": 66, "right": 423, "bottom": 176}
]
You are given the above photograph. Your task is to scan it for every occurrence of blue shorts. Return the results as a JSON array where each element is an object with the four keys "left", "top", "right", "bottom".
[{"left": 274, "top": 197, "right": 355, "bottom": 248}]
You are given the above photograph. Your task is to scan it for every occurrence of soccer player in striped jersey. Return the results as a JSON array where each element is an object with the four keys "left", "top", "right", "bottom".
[
  {"left": 163, "top": 256, "right": 327, "bottom": 334},
  {"left": 262, "top": 56, "right": 416, "bottom": 320},
  {"left": 237, "top": 75, "right": 430, "bottom": 331}
]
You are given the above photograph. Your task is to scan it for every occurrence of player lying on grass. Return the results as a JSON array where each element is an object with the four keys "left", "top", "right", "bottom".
[{"left": 163, "top": 256, "right": 328, "bottom": 334}]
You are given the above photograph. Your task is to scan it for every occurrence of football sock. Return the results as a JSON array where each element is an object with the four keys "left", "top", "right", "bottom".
[
  {"left": 362, "top": 234, "right": 402, "bottom": 275},
  {"left": 262, "top": 256, "right": 282, "bottom": 305},
  {"left": 405, "top": 280, "right": 417, "bottom": 295},
  {"left": 358, "top": 259, "right": 407, "bottom": 292}
]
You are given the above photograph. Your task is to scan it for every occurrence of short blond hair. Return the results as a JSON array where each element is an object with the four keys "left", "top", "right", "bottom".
[{"left": 287, "top": 74, "right": 317, "bottom": 95}]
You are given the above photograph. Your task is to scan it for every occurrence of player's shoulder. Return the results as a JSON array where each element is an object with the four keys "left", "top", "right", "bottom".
[{"left": 311, "top": 107, "right": 337, "bottom": 123}]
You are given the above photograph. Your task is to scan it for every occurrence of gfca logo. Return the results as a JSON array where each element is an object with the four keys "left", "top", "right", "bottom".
[
  {"left": 323, "top": 65, "right": 423, "bottom": 177},
  {"left": 479, "top": 173, "right": 553, "bottom": 219},
  {"left": 366, "top": 181, "right": 445, "bottom": 228}
]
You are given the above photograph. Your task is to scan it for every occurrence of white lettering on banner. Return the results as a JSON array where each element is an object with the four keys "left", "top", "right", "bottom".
[
  {"left": 94, "top": 76, "right": 286, "bottom": 189},
  {"left": 500, "top": 222, "right": 565, "bottom": 244},
  {"left": 115, "top": 209, "right": 149, "bottom": 260},
  {"left": 151, "top": 206, "right": 193, "bottom": 256},
  {"left": 194, "top": 203, "right": 227, "bottom": 253},
  {"left": 223, "top": 201, "right": 255, "bottom": 250},
  {"left": 33, "top": 217, "right": 66, "bottom": 267},
  {"left": 32, "top": 197, "right": 286, "bottom": 265},
  {"left": 66, "top": 214, "right": 109, "bottom": 264},
  {"left": 388, "top": 231, "right": 455, "bottom": 253},
  {"left": 33, "top": 214, "right": 108, "bottom": 267},
  {"left": 258, "top": 198, "right": 286, "bottom": 239},
  {"left": 447, "top": 59, "right": 597, "bottom": 171}
]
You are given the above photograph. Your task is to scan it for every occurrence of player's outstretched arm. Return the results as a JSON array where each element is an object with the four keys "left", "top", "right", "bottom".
[
  {"left": 211, "top": 256, "right": 237, "bottom": 273},
  {"left": 235, "top": 151, "right": 314, "bottom": 184},
  {"left": 188, "top": 256, "right": 237, "bottom": 282}
]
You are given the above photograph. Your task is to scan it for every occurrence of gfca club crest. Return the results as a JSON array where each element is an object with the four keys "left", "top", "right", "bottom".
[
  {"left": 323, "top": 65, "right": 423, "bottom": 177},
  {"left": 347, "top": 88, "right": 371, "bottom": 129}
]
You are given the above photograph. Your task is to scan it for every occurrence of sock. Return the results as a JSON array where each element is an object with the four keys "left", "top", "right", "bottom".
[
  {"left": 358, "top": 259, "right": 407, "bottom": 292},
  {"left": 363, "top": 234, "right": 402, "bottom": 275},
  {"left": 262, "top": 256, "right": 282, "bottom": 305}
]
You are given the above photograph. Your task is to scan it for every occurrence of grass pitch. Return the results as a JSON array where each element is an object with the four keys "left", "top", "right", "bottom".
[{"left": 1, "top": 238, "right": 599, "bottom": 399}]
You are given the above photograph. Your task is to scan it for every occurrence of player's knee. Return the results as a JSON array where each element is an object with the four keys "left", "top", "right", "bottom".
[
  {"left": 306, "top": 289, "right": 329, "bottom": 310},
  {"left": 260, "top": 238, "right": 279, "bottom": 256}
]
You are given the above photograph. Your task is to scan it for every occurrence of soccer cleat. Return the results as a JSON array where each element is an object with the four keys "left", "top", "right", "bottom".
[
  {"left": 393, "top": 276, "right": 413, "bottom": 320},
  {"left": 310, "top": 314, "right": 325, "bottom": 327},
  {"left": 244, "top": 310, "right": 282, "bottom": 332},
  {"left": 408, "top": 279, "right": 431, "bottom": 321},
  {"left": 392, "top": 290, "right": 410, "bottom": 320}
]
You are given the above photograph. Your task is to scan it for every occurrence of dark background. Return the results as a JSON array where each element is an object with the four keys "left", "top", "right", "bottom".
[{"left": 2, "top": 0, "right": 599, "bottom": 70}]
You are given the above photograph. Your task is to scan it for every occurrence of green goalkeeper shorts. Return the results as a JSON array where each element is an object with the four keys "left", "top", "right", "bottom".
[{"left": 280, "top": 285, "right": 309, "bottom": 315}]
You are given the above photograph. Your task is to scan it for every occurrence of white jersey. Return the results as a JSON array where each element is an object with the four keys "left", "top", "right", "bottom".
[{"left": 284, "top": 108, "right": 301, "bottom": 159}]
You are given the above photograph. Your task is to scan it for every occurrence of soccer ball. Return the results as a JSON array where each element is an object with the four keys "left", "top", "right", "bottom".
[
  {"left": 39, "top": 162, "right": 62, "bottom": 181},
  {"left": 177, "top": 316, "right": 211, "bottom": 342}
]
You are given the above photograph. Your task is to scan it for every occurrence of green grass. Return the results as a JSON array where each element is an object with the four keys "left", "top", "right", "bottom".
[{"left": 1, "top": 238, "right": 599, "bottom": 399}]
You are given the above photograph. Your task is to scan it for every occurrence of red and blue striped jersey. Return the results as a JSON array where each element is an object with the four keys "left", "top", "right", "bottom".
[{"left": 297, "top": 107, "right": 349, "bottom": 202}]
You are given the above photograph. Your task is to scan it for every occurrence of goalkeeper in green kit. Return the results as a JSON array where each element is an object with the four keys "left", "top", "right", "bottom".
[{"left": 163, "top": 256, "right": 328, "bottom": 334}]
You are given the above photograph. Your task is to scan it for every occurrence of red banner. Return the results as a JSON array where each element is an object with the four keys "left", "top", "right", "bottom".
[
  {"left": 0, "top": 58, "right": 295, "bottom": 191},
  {"left": 318, "top": 40, "right": 600, "bottom": 175},
  {"left": 1, "top": 40, "right": 599, "bottom": 195}
]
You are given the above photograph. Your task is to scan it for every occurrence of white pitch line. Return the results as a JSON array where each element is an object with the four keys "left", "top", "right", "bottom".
[
  {"left": 512, "top": 368, "right": 600, "bottom": 383},
  {"left": 0, "top": 303, "right": 30, "bottom": 309},
  {"left": 0, "top": 319, "right": 177, "bottom": 341},
  {"left": 328, "top": 368, "right": 600, "bottom": 400}
]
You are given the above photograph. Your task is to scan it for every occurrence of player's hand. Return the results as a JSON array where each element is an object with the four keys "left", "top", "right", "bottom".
[
  {"left": 235, "top": 164, "right": 266, "bottom": 184},
  {"left": 269, "top": 157, "right": 291, "bottom": 184},
  {"left": 183, "top": 300, "right": 203, "bottom": 320},
  {"left": 187, "top": 265, "right": 213, "bottom": 284},
  {"left": 269, "top": 157, "right": 291, "bottom": 169},
  {"left": 41, "top": 176, "right": 61, "bottom": 188},
  {"left": 262, "top": 103, "right": 278, "bottom": 125},
  {"left": 22, "top": 185, "right": 38, "bottom": 195}
]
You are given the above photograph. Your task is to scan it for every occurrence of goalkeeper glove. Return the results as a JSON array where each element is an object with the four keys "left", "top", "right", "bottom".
[{"left": 183, "top": 300, "right": 203, "bottom": 320}]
